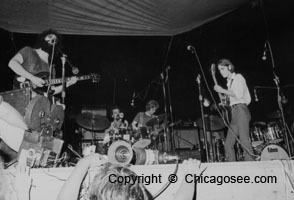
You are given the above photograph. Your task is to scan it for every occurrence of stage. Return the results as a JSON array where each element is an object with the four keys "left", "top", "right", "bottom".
[{"left": 6, "top": 160, "right": 294, "bottom": 200}]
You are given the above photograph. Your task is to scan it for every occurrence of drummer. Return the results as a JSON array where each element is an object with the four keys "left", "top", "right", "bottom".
[{"left": 103, "top": 106, "right": 128, "bottom": 144}]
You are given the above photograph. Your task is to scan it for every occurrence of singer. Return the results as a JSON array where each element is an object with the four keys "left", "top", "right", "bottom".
[
  {"left": 213, "top": 59, "right": 254, "bottom": 162},
  {"left": 8, "top": 29, "right": 77, "bottom": 96}
]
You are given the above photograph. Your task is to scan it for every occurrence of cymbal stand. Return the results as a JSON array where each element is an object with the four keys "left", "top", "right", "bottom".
[
  {"left": 266, "top": 40, "right": 292, "bottom": 157},
  {"left": 196, "top": 75, "right": 209, "bottom": 162}
]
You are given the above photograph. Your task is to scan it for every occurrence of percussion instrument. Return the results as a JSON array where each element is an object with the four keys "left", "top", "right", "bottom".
[
  {"left": 132, "top": 127, "right": 151, "bottom": 148},
  {"left": 260, "top": 144, "right": 289, "bottom": 161},
  {"left": 264, "top": 121, "right": 283, "bottom": 144},
  {"left": 195, "top": 115, "right": 225, "bottom": 131},
  {"left": 76, "top": 112, "right": 110, "bottom": 131},
  {"left": 250, "top": 121, "right": 266, "bottom": 148}
]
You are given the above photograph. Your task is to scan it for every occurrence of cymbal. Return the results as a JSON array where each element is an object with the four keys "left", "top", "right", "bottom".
[
  {"left": 76, "top": 112, "right": 110, "bottom": 131},
  {"left": 266, "top": 110, "right": 281, "bottom": 119},
  {"left": 146, "top": 114, "right": 166, "bottom": 127},
  {"left": 253, "top": 121, "right": 266, "bottom": 126},
  {"left": 196, "top": 115, "right": 225, "bottom": 131}
]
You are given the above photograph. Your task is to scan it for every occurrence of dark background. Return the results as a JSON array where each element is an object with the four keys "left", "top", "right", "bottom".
[{"left": 1, "top": 0, "right": 294, "bottom": 143}]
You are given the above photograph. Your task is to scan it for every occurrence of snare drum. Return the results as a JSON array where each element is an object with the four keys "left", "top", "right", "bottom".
[
  {"left": 260, "top": 144, "right": 289, "bottom": 161},
  {"left": 132, "top": 127, "right": 151, "bottom": 148},
  {"left": 264, "top": 122, "right": 283, "bottom": 144}
]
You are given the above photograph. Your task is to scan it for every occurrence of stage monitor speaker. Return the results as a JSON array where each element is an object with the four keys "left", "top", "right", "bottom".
[
  {"left": 174, "top": 128, "right": 199, "bottom": 149},
  {"left": 1, "top": 88, "right": 31, "bottom": 116}
]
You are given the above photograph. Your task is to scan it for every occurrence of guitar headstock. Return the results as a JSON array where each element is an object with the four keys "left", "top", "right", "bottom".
[
  {"left": 210, "top": 63, "right": 216, "bottom": 76},
  {"left": 90, "top": 73, "right": 100, "bottom": 83}
]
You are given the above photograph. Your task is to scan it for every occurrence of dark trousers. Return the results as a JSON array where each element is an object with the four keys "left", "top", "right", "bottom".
[{"left": 225, "top": 104, "right": 254, "bottom": 162}]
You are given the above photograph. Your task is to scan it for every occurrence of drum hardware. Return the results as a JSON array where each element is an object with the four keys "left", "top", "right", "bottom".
[{"left": 196, "top": 115, "right": 225, "bottom": 162}]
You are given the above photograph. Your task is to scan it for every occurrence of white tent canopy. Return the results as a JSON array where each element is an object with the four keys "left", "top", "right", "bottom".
[{"left": 0, "top": 0, "right": 250, "bottom": 35}]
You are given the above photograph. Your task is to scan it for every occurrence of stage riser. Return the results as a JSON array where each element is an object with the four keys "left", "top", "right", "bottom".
[{"left": 5, "top": 160, "right": 293, "bottom": 200}]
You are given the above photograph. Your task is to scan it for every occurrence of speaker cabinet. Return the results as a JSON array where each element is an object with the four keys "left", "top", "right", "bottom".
[{"left": 174, "top": 128, "right": 199, "bottom": 149}]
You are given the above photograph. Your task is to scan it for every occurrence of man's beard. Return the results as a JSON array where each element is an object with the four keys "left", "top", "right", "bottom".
[{"left": 40, "top": 40, "right": 54, "bottom": 55}]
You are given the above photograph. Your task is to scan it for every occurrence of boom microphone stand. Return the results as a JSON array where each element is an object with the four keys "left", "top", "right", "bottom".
[
  {"left": 266, "top": 40, "right": 292, "bottom": 157},
  {"left": 196, "top": 75, "right": 209, "bottom": 162}
]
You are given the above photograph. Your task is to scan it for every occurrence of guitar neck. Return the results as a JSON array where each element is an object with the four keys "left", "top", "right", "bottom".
[
  {"left": 44, "top": 75, "right": 91, "bottom": 85},
  {"left": 212, "top": 73, "right": 228, "bottom": 105}
]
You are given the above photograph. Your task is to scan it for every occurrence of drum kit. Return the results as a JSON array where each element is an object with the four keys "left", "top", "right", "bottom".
[
  {"left": 76, "top": 112, "right": 167, "bottom": 155},
  {"left": 195, "top": 112, "right": 290, "bottom": 162},
  {"left": 250, "top": 110, "right": 289, "bottom": 160}
]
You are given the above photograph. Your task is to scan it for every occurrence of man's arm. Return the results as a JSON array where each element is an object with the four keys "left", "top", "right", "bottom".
[
  {"left": 8, "top": 53, "right": 45, "bottom": 87},
  {"left": 214, "top": 85, "right": 235, "bottom": 97},
  {"left": 56, "top": 154, "right": 106, "bottom": 200},
  {"left": 173, "top": 159, "right": 202, "bottom": 200},
  {"left": 131, "top": 113, "right": 140, "bottom": 130}
]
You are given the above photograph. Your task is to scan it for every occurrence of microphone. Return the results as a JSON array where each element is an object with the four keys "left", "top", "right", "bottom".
[
  {"left": 48, "top": 38, "right": 56, "bottom": 46},
  {"left": 71, "top": 67, "right": 79, "bottom": 75},
  {"left": 254, "top": 88, "right": 258, "bottom": 102},
  {"left": 187, "top": 45, "right": 194, "bottom": 51},
  {"left": 203, "top": 98, "right": 210, "bottom": 107},
  {"left": 262, "top": 42, "right": 267, "bottom": 61}
]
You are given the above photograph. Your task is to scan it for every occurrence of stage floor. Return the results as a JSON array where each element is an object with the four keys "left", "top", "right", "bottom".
[{"left": 5, "top": 159, "right": 294, "bottom": 200}]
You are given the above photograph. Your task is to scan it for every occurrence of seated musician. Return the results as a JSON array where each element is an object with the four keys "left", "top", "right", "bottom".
[
  {"left": 8, "top": 29, "right": 77, "bottom": 99},
  {"left": 131, "top": 100, "right": 163, "bottom": 140},
  {"left": 103, "top": 106, "right": 128, "bottom": 144}
]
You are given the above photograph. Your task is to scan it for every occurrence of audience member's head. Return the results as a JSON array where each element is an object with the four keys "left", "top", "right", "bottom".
[{"left": 88, "top": 162, "right": 152, "bottom": 200}]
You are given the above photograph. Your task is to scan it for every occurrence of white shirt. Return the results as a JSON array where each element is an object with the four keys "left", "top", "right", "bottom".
[{"left": 226, "top": 73, "right": 251, "bottom": 106}]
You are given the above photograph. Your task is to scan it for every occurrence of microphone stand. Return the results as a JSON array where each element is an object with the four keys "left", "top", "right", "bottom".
[
  {"left": 196, "top": 75, "right": 209, "bottom": 162},
  {"left": 166, "top": 67, "right": 175, "bottom": 153},
  {"left": 161, "top": 72, "right": 169, "bottom": 152},
  {"left": 60, "top": 54, "right": 67, "bottom": 104},
  {"left": 266, "top": 40, "right": 292, "bottom": 157}
]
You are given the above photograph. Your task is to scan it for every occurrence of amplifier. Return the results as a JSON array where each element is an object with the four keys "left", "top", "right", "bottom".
[
  {"left": 175, "top": 148, "right": 202, "bottom": 161},
  {"left": 174, "top": 128, "right": 199, "bottom": 149}
]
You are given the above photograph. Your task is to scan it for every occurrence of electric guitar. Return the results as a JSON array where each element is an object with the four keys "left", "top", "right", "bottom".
[
  {"left": 210, "top": 64, "right": 231, "bottom": 123},
  {"left": 13, "top": 71, "right": 100, "bottom": 94}
]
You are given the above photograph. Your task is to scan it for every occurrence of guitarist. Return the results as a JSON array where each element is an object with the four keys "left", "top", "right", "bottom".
[
  {"left": 213, "top": 59, "right": 254, "bottom": 162},
  {"left": 8, "top": 29, "right": 77, "bottom": 97}
]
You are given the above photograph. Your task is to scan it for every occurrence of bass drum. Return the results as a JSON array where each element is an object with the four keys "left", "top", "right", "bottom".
[{"left": 260, "top": 144, "right": 289, "bottom": 161}]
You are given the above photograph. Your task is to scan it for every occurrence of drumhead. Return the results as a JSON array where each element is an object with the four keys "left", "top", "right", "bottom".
[
  {"left": 260, "top": 144, "right": 289, "bottom": 161},
  {"left": 132, "top": 139, "right": 151, "bottom": 149}
]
